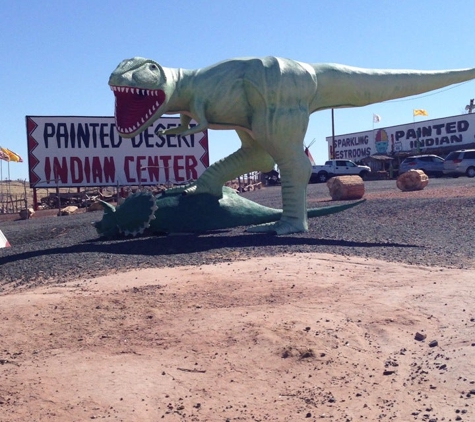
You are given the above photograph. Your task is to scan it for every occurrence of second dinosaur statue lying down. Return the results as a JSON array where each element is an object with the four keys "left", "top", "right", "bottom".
[
  {"left": 94, "top": 186, "right": 365, "bottom": 238},
  {"left": 109, "top": 56, "right": 475, "bottom": 234}
]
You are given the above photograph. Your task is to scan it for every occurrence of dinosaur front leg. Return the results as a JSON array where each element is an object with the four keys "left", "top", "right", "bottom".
[
  {"left": 155, "top": 114, "right": 210, "bottom": 137},
  {"left": 185, "top": 130, "right": 275, "bottom": 197}
]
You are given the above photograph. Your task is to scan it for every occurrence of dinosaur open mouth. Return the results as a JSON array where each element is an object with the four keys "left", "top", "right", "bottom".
[{"left": 110, "top": 86, "right": 166, "bottom": 135}]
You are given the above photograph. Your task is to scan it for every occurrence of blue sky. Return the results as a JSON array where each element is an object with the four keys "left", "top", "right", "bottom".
[{"left": 1, "top": 0, "right": 474, "bottom": 181}]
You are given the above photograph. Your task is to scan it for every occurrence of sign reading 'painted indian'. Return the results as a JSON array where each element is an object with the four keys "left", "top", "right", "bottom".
[{"left": 327, "top": 113, "right": 475, "bottom": 160}]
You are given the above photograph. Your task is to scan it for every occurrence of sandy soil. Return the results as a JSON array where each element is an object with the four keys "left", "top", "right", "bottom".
[{"left": 1, "top": 253, "right": 474, "bottom": 421}]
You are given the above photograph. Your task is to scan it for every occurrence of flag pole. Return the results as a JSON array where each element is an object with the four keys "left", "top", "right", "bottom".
[
  {"left": 6, "top": 161, "right": 11, "bottom": 198},
  {"left": 412, "top": 110, "right": 416, "bottom": 152},
  {"left": 331, "top": 108, "right": 335, "bottom": 159},
  {"left": 372, "top": 116, "right": 375, "bottom": 149}
]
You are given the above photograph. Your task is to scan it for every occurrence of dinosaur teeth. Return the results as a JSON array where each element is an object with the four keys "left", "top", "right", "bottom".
[{"left": 110, "top": 85, "right": 162, "bottom": 97}]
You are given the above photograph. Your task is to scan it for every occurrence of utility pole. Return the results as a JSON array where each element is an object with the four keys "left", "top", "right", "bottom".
[
  {"left": 331, "top": 108, "right": 335, "bottom": 158},
  {"left": 466, "top": 99, "right": 475, "bottom": 113}
]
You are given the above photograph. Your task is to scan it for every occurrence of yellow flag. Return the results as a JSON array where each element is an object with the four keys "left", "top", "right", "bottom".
[
  {"left": 0, "top": 147, "right": 23, "bottom": 162},
  {"left": 413, "top": 109, "right": 428, "bottom": 117},
  {"left": 0, "top": 148, "right": 9, "bottom": 162}
]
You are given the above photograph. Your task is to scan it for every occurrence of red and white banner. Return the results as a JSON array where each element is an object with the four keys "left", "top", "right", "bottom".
[{"left": 26, "top": 116, "right": 209, "bottom": 188}]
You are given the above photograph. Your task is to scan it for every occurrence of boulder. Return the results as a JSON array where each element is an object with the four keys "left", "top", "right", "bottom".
[
  {"left": 58, "top": 205, "right": 78, "bottom": 216},
  {"left": 396, "top": 170, "right": 429, "bottom": 191},
  {"left": 19, "top": 208, "right": 35, "bottom": 220},
  {"left": 326, "top": 175, "right": 365, "bottom": 200}
]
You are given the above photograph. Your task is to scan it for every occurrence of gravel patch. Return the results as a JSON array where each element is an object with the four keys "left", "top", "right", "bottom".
[{"left": 1, "top": 177, "right": 474, "bottom": 289}]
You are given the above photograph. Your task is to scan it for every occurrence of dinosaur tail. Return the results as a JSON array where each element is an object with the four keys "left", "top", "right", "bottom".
[
  {"left": 312, "top": 64, "right": 475, "bottom": 111},
  {"left": 307, "top": 199, "right": 366, "bottom": 218}
]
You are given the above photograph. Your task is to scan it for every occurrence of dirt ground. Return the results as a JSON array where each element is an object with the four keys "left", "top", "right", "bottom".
[{"left": 1, "top": 253, "right": 474, "bottom": 421}]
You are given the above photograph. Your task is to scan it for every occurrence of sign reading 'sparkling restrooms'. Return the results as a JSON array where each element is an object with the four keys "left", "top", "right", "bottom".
[{"left": 26, "top": 116, "right": 209, "bottom": 188}]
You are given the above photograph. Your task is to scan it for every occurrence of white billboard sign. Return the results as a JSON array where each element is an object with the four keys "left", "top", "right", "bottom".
[
  {"left": 26, "top": 116, "right": 209, "bottom": 188},
  {"left": 326, "top": 113, "right": 475, "bottom": 160}
]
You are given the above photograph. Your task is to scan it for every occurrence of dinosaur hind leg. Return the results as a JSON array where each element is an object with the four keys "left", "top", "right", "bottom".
[
  {"left": 185, "top": 130, "right": 275, "bottom": 197},
  {"left": 247, "top": 149, "right": 311, "bottom": 234},
  {"left": 247, "top": 110, "right": 312, "bottom": 235}
]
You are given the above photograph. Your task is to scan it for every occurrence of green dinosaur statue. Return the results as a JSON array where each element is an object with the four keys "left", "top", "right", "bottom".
[
  {"left": 94, "top": 186, "right": 365, "bottom": 237},
  {"left": 109, "top": 56, "right": 475, "bottom": 234}
]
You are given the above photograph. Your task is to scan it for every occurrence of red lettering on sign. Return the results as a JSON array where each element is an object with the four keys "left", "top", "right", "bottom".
[
  {"left": 136, "top": 156, "right": 147, "bottom": 183},
  {"left": 185, "top": 155, "right": 198, "bottom": 180},
  {"left": 173, "top": 156, "right": 185, "bottom": 182},
  {"left": 161, "top": 156, "right": 171, "bottom": 181},
  {"left": 43, "top": 156, "right": 116, "bottom": 185},
  {"left": 122, "top": 155, "right": 199, "bottom": 184},
  {"left": 71, "top": 156, "right": 83, "bottom": 183},
  {"left": 146, "top": 156, "right": 160, "bottom": 182},
  {"left": 103, "top": 157, "right": 116, "bottom": 183},
  {"left": 53, "top": 157, "right": 68, "bottom": 183},
  {"left": 84, "top": 157, "right": 91, "bottom": 183},
  {"left": 124, "top": 156, "right": 136, "bottom": 183},
  {"left": 92, "top": 157, "right": 102, "bottom": 184}
]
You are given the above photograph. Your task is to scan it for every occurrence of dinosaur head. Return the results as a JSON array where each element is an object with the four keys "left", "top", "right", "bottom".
[{"left": 109, "top": 57, "right": 170, "bottom": 138}]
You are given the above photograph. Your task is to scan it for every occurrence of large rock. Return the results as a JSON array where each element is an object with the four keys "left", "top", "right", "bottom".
[
  {"left": 396, "top": 170, "right": 429, "bottom": 191},
  {"left": 326, "top": 176, "right": 365, "bottom": 200},
  {"left": 58, "top": 206, "right": 78, "bottom": 216}
]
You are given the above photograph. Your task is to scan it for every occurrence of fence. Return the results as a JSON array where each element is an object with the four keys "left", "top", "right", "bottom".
[
  {"left": 0, "top": 181, "right": 29, "bottom": 215},
  {"left": 0, "top": 195, "right": 28, "bottom": 214},
  {"left": 0, "top": 171, "right": 269, "bottom": 215}
]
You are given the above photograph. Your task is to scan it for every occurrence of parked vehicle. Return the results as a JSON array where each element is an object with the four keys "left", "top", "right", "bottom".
[
  {"left": 262, "top": 169, "right": 281, "bottom": 186},
  {"left": 443, "top": 149, "right": 475, "bottom": 178},
  {"left": 398, "top": 154, "right": 445, "bottom": 177},
  {"left": 309, "top": 159, "right": 371, "bottom": 183}
]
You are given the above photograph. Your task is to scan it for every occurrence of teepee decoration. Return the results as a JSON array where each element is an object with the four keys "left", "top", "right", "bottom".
[{"left": 304, "top": 139, "right": 317, "bottom": 166}]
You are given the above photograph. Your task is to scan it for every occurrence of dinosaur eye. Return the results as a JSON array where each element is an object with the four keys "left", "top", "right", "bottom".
[{"left": 150, "top": 64, "right": 158, "bottom": 70}]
